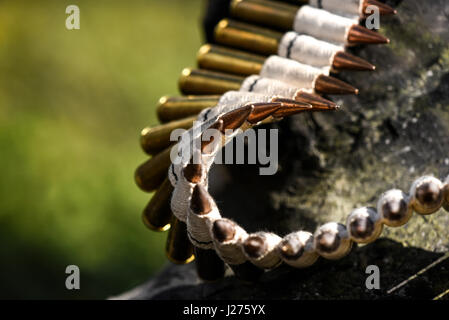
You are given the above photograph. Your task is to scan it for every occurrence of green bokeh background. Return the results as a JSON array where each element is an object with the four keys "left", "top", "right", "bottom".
[{"left": 0, "top": 0, "right": 203, "bottom": 299}]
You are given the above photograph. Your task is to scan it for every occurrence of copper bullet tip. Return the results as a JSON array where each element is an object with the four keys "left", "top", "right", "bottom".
[
  {"left": 190, "top": 184, "right": 213, "bottom": 215},
  {"left": 270, "top": 98, "right": 313, "bottom": 117},
  {"left": 333, "top": 51, "right": 376, "bottom": 71},
  {"left": 347, "top": 25, "right": 390, "bottom": 45},
  {"left": 364, "top": 0, "right": 397, "bottom": 16},
  {"left": 314, "top": 74, "right": 359, "bottom": 95},
  {"left": 183, "top": 161, "right": 202, "bottom": 183},
  {"left": 243, "top": 235, "right": 267, "bottom": 258},
  {"left": 247, "top": 102, "right": 282, "bottom": 124},
  {"left": 212, "top": 219, "right": 236, "bottom": 243},
  {"left": 220, "top": 104, "right": 253, "bottom": 132},
  {"left": 295, "top": 92, "right": 340, "bottom": 110}
]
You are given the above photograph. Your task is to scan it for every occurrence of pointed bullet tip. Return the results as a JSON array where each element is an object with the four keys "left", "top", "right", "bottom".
[
  {"left": 213, "top": 219, "right": 236, "bottom": 243},
  {"left": 295, "top": 92, "right": 339, "bottom": 111},
  {"left": 315, "top": 75, "right": 358, "bottom": 95},
  {"left": 333, "top": 51, "right": 377, "bottom": 71},
  {"left": 270, "top": 98, "right": 315, "bottom": 117},
  {"left": 247, "top": 102, "right": 282, "bottom": 123},
  {"left": 220, "top": 104, "right": 253, "bottom": 131},
  {"left": 190, "top": 184, "right": 212, "bottom": 215},
  {"left": 348, "top": 25, "right": 390, "bottom": 45}
]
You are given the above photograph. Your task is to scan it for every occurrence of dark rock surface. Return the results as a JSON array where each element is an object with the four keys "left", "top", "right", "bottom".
[
  {"left": 114, "top": 239, "right": 449, "bottom": 300},
  {"left": 114, "top": 0, "right": 449, "bottom": 299}
]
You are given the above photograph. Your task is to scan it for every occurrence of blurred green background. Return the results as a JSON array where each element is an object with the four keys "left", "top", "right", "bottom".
[{"left": 0, "top": 0, "right": 203, "bottom": 299}]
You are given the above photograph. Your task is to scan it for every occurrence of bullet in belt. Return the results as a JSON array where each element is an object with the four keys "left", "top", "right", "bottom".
[
  {"left": 179, "top": 68, "right": 357, "bottom": 96},
  {"left": 332, "top": 51, "right": 375, "bottom": 71},
  {"left": 212, "top": 220, "right": 264, "bottom": 282},
  {"left": 243, "top": 235, "right": 268, "bottom": 259},
  {"left": 363, "top": 0, "right": 397, "bottom": 16},
  {"left": 153, "top": 93, "right": 338, "bottom": 128},
  {"left": 230, "top": 0, "right": 299, "bottom": 30},
  {"left": 189, "top": 185, "right": 225, "bottom": 281},
  {"left": 220, "top": 104, "right": 254, "bottom": 132},
  {"left": 190, "top": 184, "right": 213, "bottom": 215},
  {"left": 347, "top": 24, "right": 390, "bottom": 45},
  {"left": 247, "top": 102, "right": 282, "bottom": 124},
  {"left": 232, "top": 0, "right": 396, "bottom": 26},
  {"left": 314, "top": 74, "right": 359, "bottom": 95},
  {"left": 183, "top": 160, "right": 203, "bottom": 184},
  {"left": 229, "top": 1, "right": 390, "bottom": 45}
]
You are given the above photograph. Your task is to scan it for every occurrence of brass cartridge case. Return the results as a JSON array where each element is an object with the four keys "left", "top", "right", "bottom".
[
  {"left": 197, "top": 44, "right": 265, "bottom": 76},
  {"left": 179, "top": 68, "right": 244, "bottom": 95},
  {"left": 214, "top": 19, "right": 281, "bottom": 55},
  {"left": 230, "top": 0, "right": 297, "bottom": 30},
  {"left": 157, "top": 95, "right": 220, "bottom": 123}
]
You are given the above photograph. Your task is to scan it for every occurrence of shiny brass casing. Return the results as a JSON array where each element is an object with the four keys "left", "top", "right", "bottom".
[
  {"left": 179, "top": 68, "right": 244, "bottom": 95},
  {"left": 142, "top": 178, "right": 174, "bottom": 231},
  {"left": 214, "top": 19, "right": 281, "bottom": 55},
  {"left": 140, "top": 116, "right": 196, "bottom": 155},
  {"left": 230, "top": 0, "right": 298, "bottom": 30},
  {"left": 157, "top": 95, "right": 220, "bottom": 123}
]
